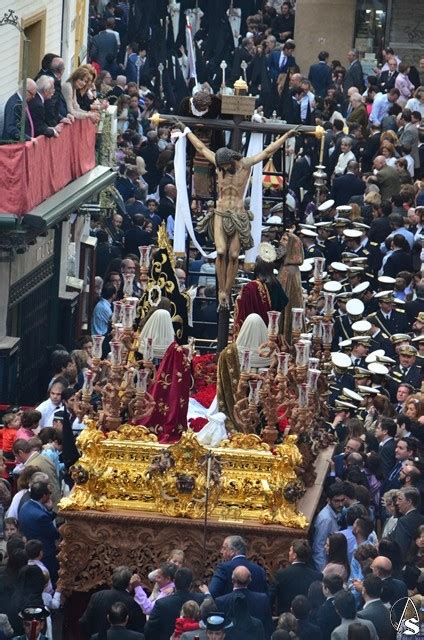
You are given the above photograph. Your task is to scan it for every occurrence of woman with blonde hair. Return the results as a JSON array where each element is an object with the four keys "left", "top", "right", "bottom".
[
  {"left": 404, "top": 395, "right": 424, "bottom": 422},
  {"left": 380, "top": 129, "right": 398, "bottom": 146},
  {"left": 380, "top": 141, "right": 398, "bottom": 167},
  {"left": 62, "top": 66, "right": 100, "bottom": 121}
]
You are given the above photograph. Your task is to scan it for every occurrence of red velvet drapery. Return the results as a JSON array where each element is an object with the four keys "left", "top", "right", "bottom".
[{"left": 0, "top": 119, "right": 96, "bottom": 215}]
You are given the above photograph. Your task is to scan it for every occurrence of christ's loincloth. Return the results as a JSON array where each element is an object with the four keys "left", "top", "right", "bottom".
[{"left": 196, "top": 209, "right": 254, "bottom": 250}]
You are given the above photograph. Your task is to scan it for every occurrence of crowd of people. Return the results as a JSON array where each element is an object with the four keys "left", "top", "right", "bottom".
[{"left": 2, "top": 0, "right": 424, "bottom": 639}]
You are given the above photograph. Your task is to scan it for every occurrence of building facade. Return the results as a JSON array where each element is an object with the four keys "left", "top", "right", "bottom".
[{"left": 295, "top": 0, "right": 424, "bottom": 74}]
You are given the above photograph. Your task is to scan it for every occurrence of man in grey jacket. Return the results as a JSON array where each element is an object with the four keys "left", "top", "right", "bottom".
[
  {"left": 90, "top": 18, "right": 118, "bottom": 68},
  {"left": 357, "top": 575, "right": 395, "bottom": 639},
  {"left": 331, "top": 590, "right": 378, "bottom": 640}
]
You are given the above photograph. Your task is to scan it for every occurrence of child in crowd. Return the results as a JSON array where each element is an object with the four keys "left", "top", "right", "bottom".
[
  {"left": 38, "top": 427, "right": 65, "bottom": 479},
  {"left": 171, "top": 600, "right": 200, "bottom": 640},
  {"left": 1, "top": 411, "right": 21, "bottom": 458},
  {"left": 0, "top": 517, "right": 19, "bottom": 563},
  {"left": 147, "top": 549, "right": 184, "bottom": 603},
  {"left": 26, "top": 538, "right": 54, "bottom": 595}
]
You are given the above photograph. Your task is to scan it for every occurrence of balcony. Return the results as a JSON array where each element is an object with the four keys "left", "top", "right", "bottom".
[{"left": 0, "top": 116, "right": 116, "bottom": 250}]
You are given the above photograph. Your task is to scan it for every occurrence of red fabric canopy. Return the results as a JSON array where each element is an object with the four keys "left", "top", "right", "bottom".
[{"left": 0, "top": 119, "right": 96, "bottom": 216}]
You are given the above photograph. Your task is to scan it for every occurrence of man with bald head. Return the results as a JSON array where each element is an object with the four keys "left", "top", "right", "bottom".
[
  {"left": 370, "top": 556, "right": 407, "bottom": 608},
  {"left": 368, "top": 155, "right": 401, "bottom": 201},
  {"left": 2, "top": 79, "right": 37, "bottom": 140},
  {"left": 214, "top": 566, "right": 273, "bottom": 638}
]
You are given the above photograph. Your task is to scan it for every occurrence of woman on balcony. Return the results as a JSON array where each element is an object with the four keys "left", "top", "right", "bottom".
[{"left": 62, "top": 66, "right": 100, "bottom": 122}]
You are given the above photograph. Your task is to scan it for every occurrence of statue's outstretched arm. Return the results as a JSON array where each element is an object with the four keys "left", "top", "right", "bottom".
[
  {"left": 243, "top": 127, "right": 299, "bottom": 167},
  {"left": 173, "top": 121, "right": 216, "bottom": 165}
]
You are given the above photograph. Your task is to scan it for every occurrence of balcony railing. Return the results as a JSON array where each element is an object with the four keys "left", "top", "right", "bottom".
[{"left": 0, "top": 119, "right": 97, "bottom": 216}]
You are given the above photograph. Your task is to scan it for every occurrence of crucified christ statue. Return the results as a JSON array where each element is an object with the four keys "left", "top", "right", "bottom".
[{"left": 174, "top": 121, "right": 298, "bottom": 308}]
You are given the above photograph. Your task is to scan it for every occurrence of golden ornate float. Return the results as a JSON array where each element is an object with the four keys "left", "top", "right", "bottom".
[{"left": 59, "top": 420, "right": 308, "bottom": 529}]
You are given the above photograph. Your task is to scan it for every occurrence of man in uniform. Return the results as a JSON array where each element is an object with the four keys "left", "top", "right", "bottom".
[
  {"left": 368, "top": 291, "right": 409, "bottom": 336},
  {"left": 300, "top": 228, "right": 324, "bottom": 259},
  {"left": 174, "top": 122, "right": 298, "bottom": 308}
]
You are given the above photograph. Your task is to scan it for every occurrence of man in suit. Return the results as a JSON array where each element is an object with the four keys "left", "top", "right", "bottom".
[
  {"left": 268, "top": 40, "right": 296, "bottom": 84},
  {"left": 272, "top": 539, "right": 322, "bottom": 614},
  {"left": 399, "top": 109, "right": 420, "bottom": 175},
  {"left": 375, "top": 417, "right": 397, "bottom": 478},
  {"left": 158, "top": 166, "right": 176, "bottom": 199},
  {"left": 13, "top": 438, "right": 61, "bottom": 508},
  {"left": 357, "top": 575, "right": 395, "bottom": 639},
  {"left": 390, "top": 487, "right": 424, "bottom": 557},
  {"left": 90, "top": 19, "right": 119, "bottom": 68},
  {"left": 157, "top": 184, "right": 177, "bottom": 221},
  {"left": 343, "top": 49, "right": 364, "bottom": 98},
  {"left": 144, "top": 568, "right": 204, "bottom": 640},
  {"left": 330, "top": 161, "right": 365, "bottom": 206},
  {"left": 80, "top": 566, "right": 145, "bottom": 638},
  {"left": 29, "top": 75, "right": 63, "bottom": 138},
  {"left": 383, "top": 234, "right": 413, "bottom": 277},
  {"left": 361, "top": 124, "right": 382, "bottom": 173},
  {"left": 18, "top": 481, "right": 60, "bottom": 586},
  {"left": 316, "top": 575, "right": 343, "bottom": 640},
  {"left": 124, "top": 214, "right": 154, "bottom": 257},
  {"left": 370, "top": 556, "right": 407, "bottom": 609},
  {"left": 291, "top": 595, "right": 322, "bottom": 640},
  {"left": 379, "top": 58, "right": 398, "bottom": 93},
  {"left": 406, "top": 284, "right": 424, "bottom": 326},
  {"left": 370, "top": 155, "right": 401, "bottom": 202},
  {"left": 332, "top": 590, "right": 378, "bottom": 640},
  {"left": 91, "top": 602, "right": 145, "bottom": 639},
  {"left": 308, "top": 51, "right": 332, "bottom": 98},
  {"left": 207, "top": 535, "right": 267, "bottom": 598},
  {"left": 2, "top": 78, "right": 37, "bottom": 141},
  {"left": 215, "top": 566, "right": 272, "bottom": 638},
  {"left": 347, "top": 93, "right": 368, "bottom": 133}
]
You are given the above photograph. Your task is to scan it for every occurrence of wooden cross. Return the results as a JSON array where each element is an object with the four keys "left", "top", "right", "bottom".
[{"left": 160, "top": 110, "right": 318, "bottom": 351}]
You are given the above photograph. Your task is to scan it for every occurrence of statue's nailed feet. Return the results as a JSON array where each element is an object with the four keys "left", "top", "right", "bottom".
[{"left": 218, "top": 291, "right": 230, "bottom": 310}]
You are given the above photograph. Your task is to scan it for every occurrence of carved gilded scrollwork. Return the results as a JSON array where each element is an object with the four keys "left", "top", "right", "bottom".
[
  {"left": 220, "top": 433, "right": 271, "bottom": 451},
  {"left": 58, "top": 421, "right": 308, "bottom": 528}
]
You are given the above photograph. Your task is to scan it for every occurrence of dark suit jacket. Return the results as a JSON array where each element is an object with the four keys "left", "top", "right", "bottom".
[
  {"left": 272, "top": 563, "right": 322, "bottom": 614},
  {"left": 158, "top": 173, "right": 175, "bottom": 199},
  {"left": 297, "top": 619, "right": 322, "bottom": 640},
  {"left": 379, "top": 70, "right": 398, "bottom": 93},
  {"left": 383, "top": 249, "right": 413, "bottom": 278},
  {"left": 380, "top": 576, "right": 408, "bottom": 607},
  {"left": 357, "top": 599, "right": 395, "bottom": 639},
  {"left": 157, "top": 196, "right": 176, "bottom": 221},
  {"left": 28, "top": 92, "right": 55, "bottom": 137},
  {"left": 316, "top": 597, "right": 341, "bottom": 640},
  {"left": 368, "top": 216, "right": 391, "bottom": 244},
  {"left": 330, "top": 173, "right": 365, "bottom": 206},
  {"left": 124, "top": 226, "right": 154, "bottom": 257},
  {"left": 209, "top": 557, "right": 268, "bottom": 598},
  {"left": 389, "top": 509, "right": 424, "bottom": 557},
  {"left": 91, "top": 627, "right": 145, "bottom": 640},
  {"left": 144, "top": 591, "right": 204, "bottom": 640},
  {"left": 405, "top": 297, "right": 424, "bottom": 325},
  {"left": 343, "top": 60, "right": 364, "bottom": 97},
  {"left": 378, "top": 439, "right": 396, "bottom": 478},
  {"left": 215, "top": 589, "right": 273, "bottom": 639},
  {"left": 308, "top": 62, "right": 332, "bottom": 98},
  {"left": 2, "top": 92, "right": 32, "bottom": 141},
  {"left": 80, "top": 588, "right": 145, "bottom": 638},
  {"left": 361, "top": 132, "right": 381, "bottom": 173},
  {"left": 91, "top": 30, "right": 119, "bottom": 68},
  {"left": 268, "top": 51, "right": 296, "bottom": 82}
]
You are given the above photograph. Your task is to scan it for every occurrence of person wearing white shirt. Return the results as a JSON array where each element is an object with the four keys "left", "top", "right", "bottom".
[
  {"left": 334, "top": 137, "right": 356, "bottom": 176},
  {"left": 36, "top": 381, "right": 65, "bottom": 428}
]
